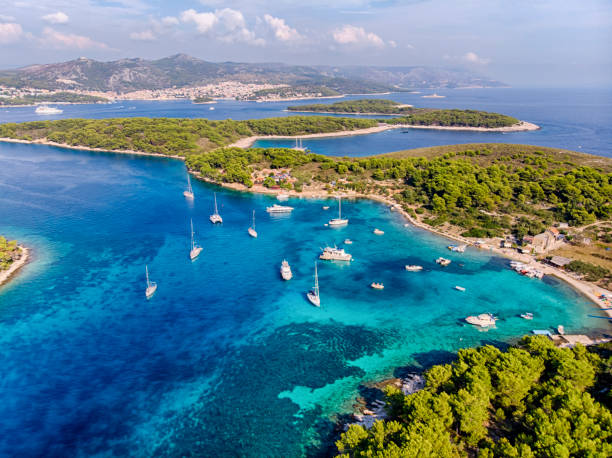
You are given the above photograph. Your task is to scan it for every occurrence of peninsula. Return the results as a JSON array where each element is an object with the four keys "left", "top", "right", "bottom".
[
  {"left": 0, "top": 91, "right": 109, "bottom": 106},
  {"left": 0, "top": 236, "right": 29, "bottom": 288},
  {"left": 336, "top": 335, "right": 612, "bottom": 457}
]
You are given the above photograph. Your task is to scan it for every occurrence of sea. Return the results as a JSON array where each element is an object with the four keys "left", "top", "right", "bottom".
[{"left": 0, "top": 88, "right": 610, "bottom": 456}]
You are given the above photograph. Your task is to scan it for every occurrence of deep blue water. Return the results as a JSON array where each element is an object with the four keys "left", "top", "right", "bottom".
[
  {"left": 2, "top": 88, "right": 611, "bottom": 157},
  {"left": 0, "top": 141, "right": 608, "bottom": 456}
]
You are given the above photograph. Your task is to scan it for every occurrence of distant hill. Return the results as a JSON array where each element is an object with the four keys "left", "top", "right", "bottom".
[{"left": 0, "top": 54, "right": 506, "bottom": 94}]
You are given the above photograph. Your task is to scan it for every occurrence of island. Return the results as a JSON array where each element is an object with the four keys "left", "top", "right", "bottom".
[
  {"left": 335, "top": 335, "right": 612, "bottom": 457},
  {"left": 192, "top": 96, "right": 215, "bottom": 104},
  {"left": 0, "top": 236, "right": 29, "bottom": 288},
  {"left": 288, "top": 98, "right": 524, "bottom": 128},
  {"left": 0, "top": 91, "right": 109, "bottom": 106}
]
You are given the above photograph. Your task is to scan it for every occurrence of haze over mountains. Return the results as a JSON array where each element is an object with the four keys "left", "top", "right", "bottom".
[{"left": 0, "top": 54, "right": 506, "bottom": 94}]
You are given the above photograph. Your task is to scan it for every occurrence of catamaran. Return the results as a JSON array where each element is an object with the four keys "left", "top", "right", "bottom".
[
  {"left": 248, "top": 210, "right": 257, "bottom": 238},
  {"left": 292, "top": 138, "right": 306, "bottom": 151},
  {"left": 209, "top": 193, "right": 223, "bottom": 223},
  {"left": 307, "top": 262, "right": 320, "bottom": 307},
  {"left": 183, "top": 173, "right": 194, "bottom": 199},
  {"left": 328, "top": 196, "right": 348, "bottom": 227},
  {"left": 145, "top": 265, "right": 157, "bottom": 299},
  {"left": 189, "top": 219, "right": 203, "bottom": 260}
]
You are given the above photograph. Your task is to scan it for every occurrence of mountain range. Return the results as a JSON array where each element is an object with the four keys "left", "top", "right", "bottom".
[{"left": 0, "top": 54, "right": 506, "bottom": 94}]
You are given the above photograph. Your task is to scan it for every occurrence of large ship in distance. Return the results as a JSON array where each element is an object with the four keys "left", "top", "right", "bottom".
[
  {"left": 35, "top": 105, "right": 63, "bottom": 115},
  {"left": 266, "top": 204, "right": 294, "bottom": 213}
]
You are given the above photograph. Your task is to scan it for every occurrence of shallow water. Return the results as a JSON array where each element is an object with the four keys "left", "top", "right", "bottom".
[{"left": 0, "top": 142, "right": 607, "bottom": 456}]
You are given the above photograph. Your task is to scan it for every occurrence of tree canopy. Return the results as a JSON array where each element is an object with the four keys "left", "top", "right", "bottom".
[{"left": 336, "top": 336, "right": 612, "bottom": 457}]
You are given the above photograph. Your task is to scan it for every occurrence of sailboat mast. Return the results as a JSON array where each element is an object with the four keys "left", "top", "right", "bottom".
[
  {"left": 214, "top": 193, "right": 218, "bottom": 214},
  {"left": 190, "top": 219, "right": 195, "bottom": 250},
  {"left": 338, "top": 197, "right": 342, "bottom": 219},
  {"left": 146, "top": 265, "right": 150, "bottom": 287},
  {"left": 252, "top": 210, "right": 255, "bottom": 229},
  {"left": 314, "top": 262, "right": 319, "bottom": 296},
  {"left": 187, "top": 173, "right": 192, "bottom": 192}
]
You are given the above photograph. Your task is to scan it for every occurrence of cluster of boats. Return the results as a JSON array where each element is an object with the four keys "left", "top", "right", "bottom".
[{"left": 510, "top": 261, "right": 544, "bottom": 279}]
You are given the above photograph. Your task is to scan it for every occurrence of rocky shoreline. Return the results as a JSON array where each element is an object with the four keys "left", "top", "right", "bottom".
[{"left": 0, "top": 245, "right": 30, "bottom": 289}]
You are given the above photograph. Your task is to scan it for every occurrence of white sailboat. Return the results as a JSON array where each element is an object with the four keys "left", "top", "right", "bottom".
[
  {"left": 145, "top": 265, "right": 157, "bottom": 299},
  {"left": 248, "top": 210, "right": 257, "bottom": 238},
  {"left": 189, "top": 219, "right": 203, "bottom": 260},
  {"left": 183, "top": 173, "right": 194, "bottom": 199},
  {"left": 292, "top": 138, "right": 306, "bottom": 151},
  {"left": 307, "top": 262, "right": 320, "bottom": 307},
  {"left": 209, "top": 193, "right": 223, "bottom": 223},
  {"left": 328, "top": 196, "right": 348, "bottom": 227}
]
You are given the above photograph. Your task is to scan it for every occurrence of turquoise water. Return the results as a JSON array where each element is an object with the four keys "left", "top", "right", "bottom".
[
  {"left": 0, "top": 141, "right": 607, "bottom": 456},
  {"left": 2, "top": 88, "right": 611, "bottom": 157}
]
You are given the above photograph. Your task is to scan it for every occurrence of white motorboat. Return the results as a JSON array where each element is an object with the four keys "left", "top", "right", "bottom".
[
  {"left": 328, "top": 197, "right": 348, "bottom": 227},
  {"left": 35, "top": 105, "right": 63, "bottom": 115},
  {"left": 465, "top": 313, "right": 496, "bottom": 327},
  {"left": 248, "top": 210, "right": 257, "bottom": 238},
  {"left": 344, "top": 239, "right": 353, "bottom": 245},
  {"left": 145, "top": 265, "right": 157, "bottom": 299},
  {"left": 189, "top": 219, "right": 203, "bottom": 260},
  {"left": 373, "top": 228, "right": 384, "bottom": 235},
  {"left": 209, "top": 193, "right": 223, "bottom": 223},
  {"left": 436, "top": 257, "right": 451, "bottom": 266},
  {"left": 371, "top": 282, "right": 384, "bottom": 290},
  {"left": 405, "top": 265, "right": 423, "bottom": 271},
  {"left": 319, "top": 246, "right": 352, "bottom": 261},
  {"left": 266, "top": 204, "right": 294, "bottom": 213},
  {"left": 307, "top": 262, "right": 320, "bottom": 307},
  {"left": 454, "top": 286, "right": 466, "bottom": 292},
  {"left": 520, "top": 312, "right": 534, "bottom": 320},
  {"left": 183, "top": 173, "right": 194, "bottom": 199},
  {"left": 280, "top": 259, "right": 293, "bottom": 280}
]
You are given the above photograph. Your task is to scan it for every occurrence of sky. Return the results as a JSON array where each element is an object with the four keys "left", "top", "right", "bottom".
[{"left": 0, "top": 0, "right": 610, "bottom": 87}]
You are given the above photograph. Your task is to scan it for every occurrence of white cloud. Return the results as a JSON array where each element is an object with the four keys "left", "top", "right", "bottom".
[
  {"left": 42, "top": 12, "right": 69, "bottom": 24},
  {"left": 161, "top": 16, "right": 179, "bottom": 26},
  {"left": 388, "top": 40, "right": 397, "bottom": 48},
  {"left": 0, "top": 23, "right": 23, "bottom": 44},
  {"left": 333, "top": 25, "right": 385, "bottom": 47},
  {"left": 181, "top": 9, "right": 218, "bottom": 33},
  {"left": 180, "top": 8, "right": 264, "bottom": 46},
  {"left": 263, "top": 14, "right": 302, "bottom": 42},
  {"left": 130, "top": 30, "right": 155, "bottom": 41},
  {"left": 463, "top": 51, "right": 491, "bottom": 65},
  {"left": 41, "top": 27, "right": 108, "bottom": 49}
]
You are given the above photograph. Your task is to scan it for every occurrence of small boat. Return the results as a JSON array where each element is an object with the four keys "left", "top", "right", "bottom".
[
  {"left": 465, "top": 313, "right": 496, "bottom": 327},
  {"left": 322, "top": 206, "right": 330, "bottom": 210},
  {"left": 371, "top": 282, "right": 384, "bottom": 290},
  {"left": 344, "top": 239, "right": 353, "bottom": 245},
  {"left": 421, "top": 93, "right": 445, "bottom": 98},
  {"left": 266, "top": 204, "right": 294, "bottom": 213},
  {"left": 209, "top": 106, "right": 215, "bottom": 110},
  {"left": 35, "top": 105, "right": 63, "bottom": 115},
  {"left": 454, "top": 286, "right": 466, "bottom": 292},
  {"left": 436, "top": 257, "right": 451, "bottom": 266},
  {"left": 319, "top": 246, "right": 352, "bottom": 261},
  {"left": 307, "top": 262, "right": 320, "bottom": 307},
  {"left": 373, "top": 228, "right": 384, "bottom": 235},
  {"left": 448, "top": 244, "right": 466, "bottom": 253},
  {"left": 145, "top": 265, "right": 157, "bottom": 299},
  {"left": 277, "top": 193, "right": 290, "bottom": 201},
  {"left": 183, "top": 173, "right": 194, "bottom": 199},
  {"left": 405, "top": 265, "right": 423, "bottom": 271},
  {"left": 248, "top": 210, "right": 257, "bottom": 238},
  {"left": 209, "top": 193, "right": 223, "bottom": 223},
  {"left": 520, "top": 312, "right": 534, "bottom": 320},
  {"left": 557, "top": 325, "right": 565, "bottom": 335},
  {"left": 280, "top": 259, "right": 293, "bottom": 280},
  {"left": 328, "top": 196, "right": 348, "bottom": 227},
  {"left": 189, "top": 219, "right": 203, "bottom": 260}
]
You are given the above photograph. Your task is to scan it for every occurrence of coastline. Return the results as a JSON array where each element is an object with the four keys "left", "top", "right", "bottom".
[
  {"left": 1, "top": 136, "right": 606, "bottom": 320},
  {"left": 229, "top": 121, "right": 540, "bottom": 148},
  {"left": 0, "top": 246, "right": 30, "bottom": 289}
]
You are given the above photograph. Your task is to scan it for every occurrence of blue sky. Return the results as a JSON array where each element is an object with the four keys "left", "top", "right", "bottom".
[{"left": 0, "top": 0, "right": 610, "bottom": 87}]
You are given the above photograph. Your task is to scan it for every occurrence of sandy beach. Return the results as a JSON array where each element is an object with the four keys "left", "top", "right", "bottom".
[
  {"left": 229, "top": 121, "right": 540, "bottom": 148},
  {"left": 0, "top": 246, "right": 29, "bottom": 289}
]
